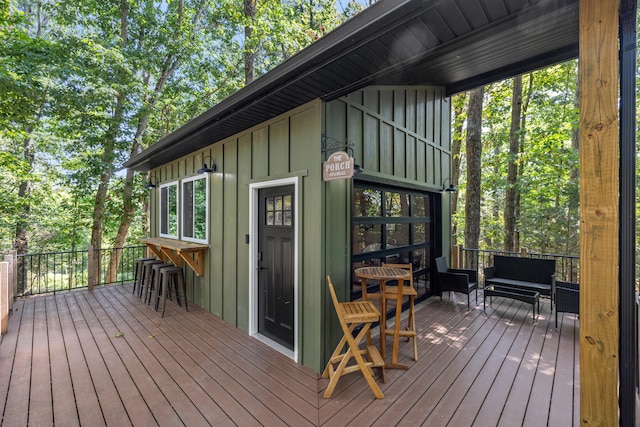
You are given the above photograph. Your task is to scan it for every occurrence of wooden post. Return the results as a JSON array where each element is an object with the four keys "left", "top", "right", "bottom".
[
  {"left": 10, "top": 250, "right": 16, "bottom": 310},
  {"left": 1, "top": 261, "right": 8, "bottom": 335},
  {"left": 451, "top": 245, "right": 460, "bottom": 268},
  {"left": 519, "top": 247, "right": 527, "bottom": 257},
  {"left": 4, "top": 255, "right": 13, "bottom": 311},
  {"left": 87, "top": 245, "right": 95, "bottom": 292},
  {"left": 579, "top": 0, "right": 619, "bottom": 424}
]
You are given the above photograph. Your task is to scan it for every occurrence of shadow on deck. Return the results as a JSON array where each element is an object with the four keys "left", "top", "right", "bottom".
[{"left": 0, "top": 283, "right": 579, "bottom": 426}]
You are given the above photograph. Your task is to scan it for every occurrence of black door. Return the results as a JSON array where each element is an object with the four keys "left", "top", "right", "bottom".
[{"left": 257, "top": 186, "right": 294, "bottom": 349}]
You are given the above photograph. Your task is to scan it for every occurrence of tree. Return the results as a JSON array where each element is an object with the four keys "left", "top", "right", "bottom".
[
  {"left": 503, "top": 75, "right": 522, "bottom": 251},
  {"left": 450, "top": 92, "right": 466, "bottom": 245},
  {"left": 464, "top": 86, "right": 484, "bottom": 268}
]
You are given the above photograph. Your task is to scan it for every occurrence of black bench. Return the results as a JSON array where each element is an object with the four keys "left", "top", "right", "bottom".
[
  {"left": 484, "top": 255, "right": 556, "bottom": 307},
  {"left": 484, "top": 285, "right": 540, "bottom": 322}
]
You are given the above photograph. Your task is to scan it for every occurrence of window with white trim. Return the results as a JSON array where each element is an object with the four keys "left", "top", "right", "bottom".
[
  {"left": 159, "top": 181, "right": 179, "bottom": 238},
  {"left": 182, "top": 174, "right": 208, "bottom": 243}
]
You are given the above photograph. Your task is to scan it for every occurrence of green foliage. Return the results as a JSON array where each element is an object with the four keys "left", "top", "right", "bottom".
[
  {"left": 0, "top": 0, "right": 349, "bottom": 253},
  {"left": 454, "top": 61, "right": 580, "bottom": 256}
]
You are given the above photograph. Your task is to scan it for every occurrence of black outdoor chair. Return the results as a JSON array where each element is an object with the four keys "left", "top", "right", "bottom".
[
  {"left": 435, "top": 256, "right": 478, "bottom": 309},
  {"left": 555, "top": 281, "right": 579, "bottom": 329}
]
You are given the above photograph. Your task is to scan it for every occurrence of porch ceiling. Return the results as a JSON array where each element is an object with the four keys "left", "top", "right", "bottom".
[{"left": 125, "top": 0, "right": 578, "bottom": 171}]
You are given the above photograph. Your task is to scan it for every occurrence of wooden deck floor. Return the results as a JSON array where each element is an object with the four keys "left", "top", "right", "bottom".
[{"left": 0, "top": 283, "right": 580, "bottom": 426}]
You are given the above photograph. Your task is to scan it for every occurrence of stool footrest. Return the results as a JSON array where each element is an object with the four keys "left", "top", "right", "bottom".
[{"left": 367, "top": 345, "right": 384, "bottom": 368}]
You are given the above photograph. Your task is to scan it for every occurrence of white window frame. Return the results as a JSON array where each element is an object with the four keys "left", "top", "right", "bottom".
[
  {"left": 181, "top": 173, "right": 209, "bottom": 244},
  {"left": 159, "top": 180, "right": 179, "bottom": 239}
]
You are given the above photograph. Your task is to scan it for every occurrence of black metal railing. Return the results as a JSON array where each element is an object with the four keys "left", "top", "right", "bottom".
[
  {"left": 460, "top": 248, "right": 579, "bottom": 285},
  {"left": 15, "top": 245, "right": 146, "bottom": 297}
]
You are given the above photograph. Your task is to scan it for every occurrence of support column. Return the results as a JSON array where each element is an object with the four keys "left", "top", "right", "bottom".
[{"left": 579, "top": 0, "right": 619, "bottom": 425}]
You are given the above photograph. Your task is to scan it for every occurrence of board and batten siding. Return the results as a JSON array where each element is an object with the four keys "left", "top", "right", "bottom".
[
  {"left": 149, "top": 99, "right": 325, "bottom": 372},
  {"left": 321, "top": 86, "right": 452, "bottom": 367},
  {"left": 147, "top": 86, "right": 451, "bottom": 374}
]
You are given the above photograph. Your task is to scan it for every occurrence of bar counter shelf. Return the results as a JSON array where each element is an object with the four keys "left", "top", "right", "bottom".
[{"left": 140, "top": 237, "right": 209, "bottom": 276}]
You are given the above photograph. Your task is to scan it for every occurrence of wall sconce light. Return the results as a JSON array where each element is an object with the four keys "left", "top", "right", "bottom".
[
  {"left": 197, "top": 155, "right": 217, "bottom": 174},
  {"left": 144, "top": 175, "right": 158, "bottom": 190},
  {"left": 442, "top": 177, "right": 457, "bottom": 192}
]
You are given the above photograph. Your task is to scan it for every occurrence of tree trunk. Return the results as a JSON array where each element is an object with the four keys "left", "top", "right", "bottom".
[
  {"left": 244, "top": 0, "right": 256, "bottom": 85},
  {"left": 568, "top": 76, "right": 580, "bottom": 254},
  {"left": 15, "top": 131, "right": 34, "bottom": 256},
  {"left": 105, "top": 0, "right": 188, "bottom": 283},
  {"left": 464, "top": 86, "right": 484, "bottom": 269},
  {"left": 450, "top": 93, "right": 466, "bottom": 246},
  {"left": 504, "top": 75, "right": 522, "bottom": 251},
  {"left": 514, "top": 74, "right": 533, "bottom": 252}
]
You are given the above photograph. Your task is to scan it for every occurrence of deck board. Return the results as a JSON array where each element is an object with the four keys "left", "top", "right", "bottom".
[{"left": 0, "top": 283, "right": 580, "bottom": 426}]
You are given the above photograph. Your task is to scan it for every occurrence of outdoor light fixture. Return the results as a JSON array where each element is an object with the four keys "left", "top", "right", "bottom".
[
  {"left": 197, "top": 155, "right": 217, "bottom": 174},
  {"left": 442, "top": 177, "right": 457, "bottom": 192},
  {"left": 144, "top": 175, "right": 158, "bottom": 190}
]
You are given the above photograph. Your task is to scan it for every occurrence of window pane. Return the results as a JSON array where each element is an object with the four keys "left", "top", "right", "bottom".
[
  {"left": 194, "top": 178, "right": 207, "bottom": 240},
  {"left": 181, "top": 176, "right": 207, "bottom": 242},
  {"left": 352, "top": 224, "right": 382, "bottom": 255},
  {"left": 161, "top": 187, "right": 168, "bottom": 235},
  {"left": 275, "top": 196, "right": 282, "bottom": 210},
  {"left": 385, "top": 191, "right": 410, "bottom": 217},
  {"left": 160, "top": 183, "right": 178, "bottom": 237},
  {"left": 267, "top": 212, "right": 274, "bottom": 225},
  {"left": 354, "top": 188, "right": 382, "bottom": 217},
  {"left": 267, "top": 197, "right": 274, "bottom": 211},
  {"left": 413, "top": 223, "right": 426, "bottom": 243},
  {"left": 413, "top": 195, "right": 429, "bottom": 216},
  {"left": 168, "top": 185, "right": 177, "bottom": 235},
  {"left": 283, "top": 195, "right": 292, "bottom": 210},
  {"left": 183, "top": 181, "right": 194, "bottom": 238},
  {"left": 283, "top": 210, "right": 292, "bottom": 226},
  {"left": 387, "top": 222, "right": 410, "bottom": 247}
]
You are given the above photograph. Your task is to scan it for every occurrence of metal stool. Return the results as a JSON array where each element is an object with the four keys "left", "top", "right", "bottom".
[
  {"left": 157, "top": 266, "right": 187, "bottom": 317},
  {"left": 139, "top": 259, "right": 164, "bottom": 299},
  {"left": 146, "top": 262, "right": 174, "bottom": 305},
  {"left": 133, "top": 257, "right": 155, "bottom": 295}
]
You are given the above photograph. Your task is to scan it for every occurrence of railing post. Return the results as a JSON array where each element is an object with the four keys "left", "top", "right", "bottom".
[
  {"left": 87, "top": 245, "right": 94, "bottom": 292},
  {"left": 5, "top": 254, "right": 14, "bottom": 311},
  {"left": 451, "top": 245, "right": 460, "bottom": 268},
  {"left": 1, "top": 261, "right": 8, "bottom": 335},
  {"left": 520, "top": 247, "right": 528, "bottom": 257},
  {"left": 10, "top": 251, "right": 16, "bottom": 310}
]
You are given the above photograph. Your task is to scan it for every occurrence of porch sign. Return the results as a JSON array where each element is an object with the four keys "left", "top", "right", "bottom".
[{"left": 323, "top": 151, "right": 354, "bottom": 181}]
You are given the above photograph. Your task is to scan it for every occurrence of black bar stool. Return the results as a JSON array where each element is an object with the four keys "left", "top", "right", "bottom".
[
  {"left": 139, "top": 259, "right": 165, "bottom": 299},
  {"left": 147, "top": 262, "right": 174, "bottom": 305},
  {"left": 133, "top": 257, "right": 155, "bottom": 295},
  {"left": 157, "top": 266, "right": 187, "bottom": 317}
]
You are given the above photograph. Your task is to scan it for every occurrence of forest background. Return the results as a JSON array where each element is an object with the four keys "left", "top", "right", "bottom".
[{"left": 0, "top": 0, "right": 636, "bottom": 267}]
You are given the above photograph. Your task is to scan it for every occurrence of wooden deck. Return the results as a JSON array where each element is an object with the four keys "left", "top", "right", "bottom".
[{"left": 0, "top": 283, "right": 580, "bottom": 426}]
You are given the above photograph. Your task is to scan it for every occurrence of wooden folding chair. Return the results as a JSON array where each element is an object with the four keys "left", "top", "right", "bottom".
[
  {"left": 322, "top": 276, "right": 385, "bottom": 399},
  {"left": 381, "top": 262, "right": 418, "bottom": 361}
]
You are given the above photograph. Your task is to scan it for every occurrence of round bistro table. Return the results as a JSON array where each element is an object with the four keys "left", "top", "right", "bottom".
[{"left": 354, "top": 266, "right": 412, "bottom": 369}]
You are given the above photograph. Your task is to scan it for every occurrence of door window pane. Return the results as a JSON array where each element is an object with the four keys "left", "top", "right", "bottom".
[{"left": 265, "top": 195, "right": 293, "bottom": 228}]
